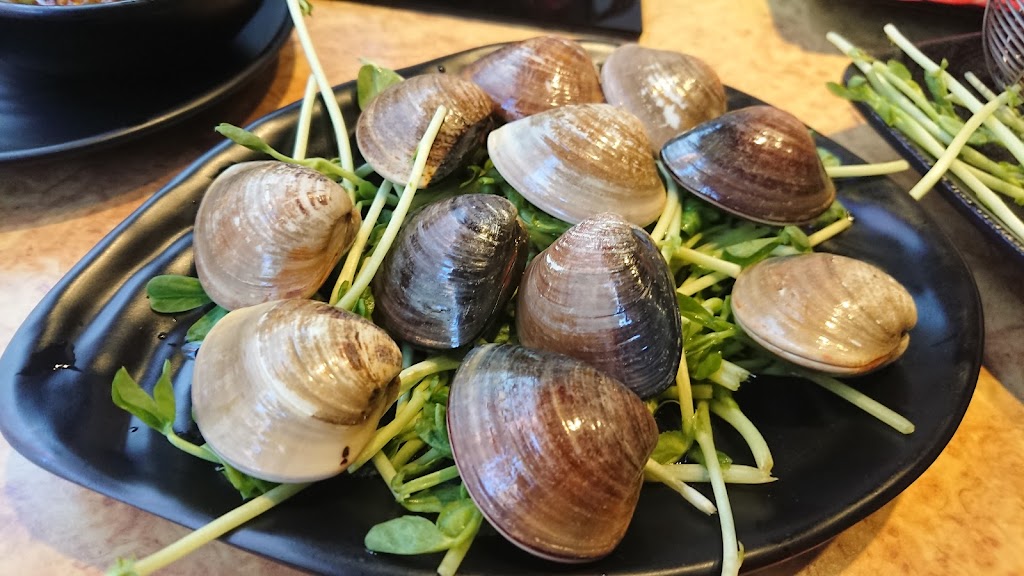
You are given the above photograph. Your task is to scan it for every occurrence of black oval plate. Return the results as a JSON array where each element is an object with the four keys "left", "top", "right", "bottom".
[
  {"left": 0, "top": 41, "right": 982, "bottom": 575},
  {"left": 843, "top": 32, "right": 1024, "bottom": 263},
  {"left": 0, "top": 0, "right": 291, "bottom": 165}
]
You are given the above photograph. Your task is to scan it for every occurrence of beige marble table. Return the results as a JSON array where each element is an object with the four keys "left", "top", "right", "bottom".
[{"left": 1, "top": 1, "right": 1022, "bottom": 575}]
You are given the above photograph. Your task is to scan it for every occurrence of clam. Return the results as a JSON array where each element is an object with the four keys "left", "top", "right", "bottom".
[
  {"left": 488, "top": 103, "right": 666, "bottom": 227},
  {"left": 193, "top": 161, "right": 360, "bottom": 311},
  {"left": 731, "top": 253, "right": 918, "bottom": 375},
  {"left": 601, "top": 44, "right": 727, "bottom": 152},
  {"left": 660, "top": 105, "right": 836, "bottom": 225},
  {"left": 191, "top": 299, "right": 402, "bottom": 483},
  {"left": 447, "top": 344, "right": 658, "bottom": 563},
  {"left": 516, "top": 212, "right": 681, "bottom": 398},
  {"left": 355, "top": 73, "right": 493, "bottom": 187},
  {"left": 371, "top": 194, "right": 529, "bottom": 349},
  {"left": 461, "top": 36, "right": 604, "bottom": 122}
]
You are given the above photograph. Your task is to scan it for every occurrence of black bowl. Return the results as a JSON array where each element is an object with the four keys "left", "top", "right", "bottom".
[{"left": 0, "top": 0, "right": 262, "bottom": 78}]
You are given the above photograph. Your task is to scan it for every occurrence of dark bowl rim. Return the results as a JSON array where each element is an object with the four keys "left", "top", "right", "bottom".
[{"left": 0, "top": 0, "right": 233, "bottom": 17}]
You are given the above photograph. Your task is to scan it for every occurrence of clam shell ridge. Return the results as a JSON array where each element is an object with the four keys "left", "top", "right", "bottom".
[
  {"left": 660, "top": 105, "right": 836, "bottom": 225},
  {"left": 731, "top": 253, "right": 918, "bottom": 375},
  {"left": 355, "top": 73, "right": 493, "bottom": 187},
  {"left": 447, "top": 344, "right": 658, "bottom": 563},
  {"left": 371, "top": 194, "right": 529, "bottom": 349},
  {"left": 193, "top": 161, "right": 360, "bottom": 311},
  {"left": 601, "top": 44, "right": 727, "bottom": 151},
  {"left": 461, "top": 36, "right": 604, "bottom": 122},
  {"left": 488, "top": 103, "right": 666, "bottom": 227},
  {"left": 516, "top": 212, "right": 682, "bottom": 398},
  {"left": 192, "top": 299, "right": 402, "bottom": 483}
]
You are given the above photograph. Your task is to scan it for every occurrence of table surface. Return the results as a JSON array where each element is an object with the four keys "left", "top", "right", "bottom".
[{"left": 1, "top": 1, "right": 1022, "bottom": 575}]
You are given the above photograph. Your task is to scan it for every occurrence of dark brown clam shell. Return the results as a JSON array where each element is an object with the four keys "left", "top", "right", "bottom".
[
  {"left": 660, "top": 105, "right": 836, "bottom": 225},
  {"left": 371, "top": 194, "right": 528, "bottom": 349},
  {"left": 355, "top": 73, "right": 493, "bottom": 187},
  {"left": 447, "top": 344, "right": 658, "bottom": 563},
  {"left": 516, "top": 212, "right": 682, "bottom": 397},
  {"left": 461, "top": 36, "right": 604, "bottom": 122}
]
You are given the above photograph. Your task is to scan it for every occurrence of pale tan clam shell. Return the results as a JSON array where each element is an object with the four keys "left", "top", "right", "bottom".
[
  {"left": 192, "top": 299, "right": 402, "bottom": 483},
  {"left": 660, "top": 105, "right": 836, "bottom": 225},
  {"left": 731, "top": 253, "right": 918, "bottom": 375},
  {"left": 355, "top": 73, "right": 493, "bottom": 187},
  {"left": 193, "top": 161, "right": 360, "bottom": 311},
  {"left": 601, "top": 44, "right": 727, "bottom": 151},
  {"left": 461, "top": 36, "right": 604, "bottom": 122},
  {"left": 516, "top": 213, "right": 681, "bottom": 398},
  {"left": 488, "top": 103, "right": 666, "bottom": 226},
  {"left": 447, "top": 344, "right": 658, "bottom": 563},
  {"left": 371, "top": 194, "right": 529, "bottom": 349}
]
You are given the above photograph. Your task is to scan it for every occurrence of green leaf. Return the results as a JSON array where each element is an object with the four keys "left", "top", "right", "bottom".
[
  {"left": 437, "top": 499, "right": 477, "bottom": 538},
  {"left": 219, "top": 462, "right": 277, "bottom": 500},
  {"left": 723, "top": 237, "right": 779, "bottom": 261},
  {"left": 152, "top": 360, "right": 176, "bottom": 425},
  {"left": 105, "top": 557, "right": 140, "bottom": 576},
  {"left": 693, "top": 350, "right": 723, "bottom": 380},
  {"left": 146, "top": 275, "right": 211, "bottom": 313},
  {"left": 651, "top": 430, "right": 692, "bottom": 464},
  {"left": 778, "top": 225, "right": 810, "bottom": 252},
  {"left": 186, "top": 305, "right": 228, "bottom": 342},
  {"left": 365, "top": 515, "right": 455, "bottom": 554},
  {"left": 357, "top": 63, "right": 404, "bottom": 110},
  {"left": 885, "top": 59, "right": 913, "bottom": 82},
  {"left": 111, "top": 367, "right": 168, "bottom": 433},
  {"left": 402, "top": 483, "right": 465, "bottom": 513},
  {"left": 415, "top": 402, "right": 452, "bottom": 456}
]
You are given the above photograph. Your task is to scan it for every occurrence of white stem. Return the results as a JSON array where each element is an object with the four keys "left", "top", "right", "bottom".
[
  {"left": 338, "top": 106, "right": 448, "bottom": 311},
  {"left": 650, "top": 463, "right": 777, "bottom": 484},
  {"left": 695, "top": 401, "right": 742, "bottom": 576},
  {"left": 825, "top": 160, "right": 909, "bottom": 178},
  {"left": 674, "top": 247, "right": 742, "bottom": 278},
  {"left": 292, "top": 74, "right": 318, "bottom": 160},
  {"left": 644, "top": 459, "right": 717, "bottom": 515},
  {"left": 677, "top": 272, "right": 729, "bottom": 296},
  {"left": 807, "top": 217, "right": 853, "bottom": 247},
  {"left": 285, "top": 0, "right": 355, "bottom": 196},
  {"left": 964, "top": 71, "right": 1000, "bottom": 102},
  {"left": 329, "top": 180, "right": 393, "bottom": 305}
]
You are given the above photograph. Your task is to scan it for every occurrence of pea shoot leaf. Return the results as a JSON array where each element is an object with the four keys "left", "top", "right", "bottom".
[
  {"left": 146, "top": 275, "right": 211, "bottom": 313},
  {"left": 652, "top": 430, "right": 691, "bottom": 464},
  {"left": 364, "top": 515, "right": 455, "bottom": 554},
  {"left": 186, "top": 305, "right": 228, "bottom": 342},
  {"left": 111, "top": 361, "right": 175, "bottom": 433},
  {"left": 357, "top": 63, "right": 403, "bottom": 110}
]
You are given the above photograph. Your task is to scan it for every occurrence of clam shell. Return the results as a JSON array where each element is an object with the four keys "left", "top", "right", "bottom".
[
  {"left": 601, "top": 44, "right": 727, "bottom": 151},
  {"left": 192, "top": 299, "right": 402, "bottom": 483},
  {"left": 516, "top": 213, "right": 682, "bottom": 397},
  {"left": 488, "top": 103, "right": 666, "bottom": 227},
  {"left": 447, "top": 344, "right": 658, "bottom": 563},
  {"left": 193, "top": 161, "right": 360, "bottom": 311},
  {"left": 661, "top": 105, "right": 836, "bottom": 225},
  {"left": 731, "top": 253, "right": 918, "bottom": 375},
  {"left": 355, "top": 73, "right": 493, "bottom": 187},
  {"left": 461, "top": 36, "right": 604, "bottom": 122},
  {"left": 372, "top": 194, "right": 529, "bottom": 349}
]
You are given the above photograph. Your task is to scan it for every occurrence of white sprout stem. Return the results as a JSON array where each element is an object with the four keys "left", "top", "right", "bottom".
[
  {"left": 695, "top": 401, "right": 742, "bottom": 576},
  {"left": 808, "top": 217, "right": 854, "bottom": 247},
  {"left": 285, "top": 0, "right": 355, "bottom": 195},
  {"left": 292, "top": 74, "right": 318, "bottom": 160},
  {"left": 676, "top": 348, "right": 695, "bottom": 436},
  {"left": 707, "top": 360, "right": 751, "bottom": 392},
  {"left": 651, "top": 165, "right": 681, "bottom": 244},
  {"left": 709, "top": 399, "right": 773, "bottom": 472},
  {"left": 129, "top": 483, "right": 310, "bottom": 576},
  {"left": 677, "top": 272, "right": 729, "bottom": 296},
  {"left": 802, "top": 371, "right": 915, "bottom": 434},
  {"left": 372, "top": 452, "right": 399, "bottom": 489},
  {"left": 825, "top": 160, "right": 910, "bottom": 178},
  {"left": 330, "top": 180, "right": 394, "bottom": 305},
  {"left": 349, "top": 379, "right": 434, "bottom": 471},
  {"left": 390, "top": 438, "right": 426, "bottom": 470},
  {"left": 909, "top": 91, "right": 1011, "bottom": 200},
  {"left": 651, "top": 463, "right": 776, "bottom": 485},
  {"left": 966, "top": 164, "right": 1024, "bottom": 202},
  {"left": 965, "top": 71, "right": 1000, "bottom": 102},
  {"left": 644, "top": 459, "right": 717, "bottom": 515},
  {"left": 884, "top": 23, "right": 1024, "bottom": 166},
  {"left": 674, "top": 247, "right": 742, "bottom": 278},
  {"left": 338, "top": 106, "right": 448, "bottom": 311},
  {"left": 397, "top": 356, "right": 461, "bottom": 395}
]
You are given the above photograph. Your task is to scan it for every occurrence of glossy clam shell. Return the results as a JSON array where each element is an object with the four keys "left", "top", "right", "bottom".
[
  {"left": 661, "top": 105, "right": 836, "bottom": 225},
  {"left": 193, "top": 161, "right": 360, "bottom": 311},
  {"left": 601, "top": 44, "right": 727, "bottom": 151},
  {"left": 355, "top": 73, "right": 493, "bottom": 187},
  {"left": 488, "top": 103, "right": 666, "bottom": 226},
  {"left": 732, "top": 253, "right": 918, "bottom": 375},
  {"left": 447, "top": 344, "right": 658, "bottom": 563},
  {"left": 192, "top": 299, "right": 402, "bottom": 483},
  {"left": 461, "top": 36, "right": 604, "bottom": 122},
  {"left": 372, "top": 194, "right": 529, "bottom": 349},
  {"left": 516, "top": 213, "right": 681, "bottom": 397}
]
